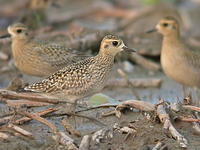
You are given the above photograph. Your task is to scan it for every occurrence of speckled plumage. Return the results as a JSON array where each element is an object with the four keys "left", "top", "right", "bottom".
[
  {"left": 0, "top": 22, "right": 88, "bottom": 77},
  {"left": 24, "top": 35, "right": 135, "bottom": 102},
  {"left": 147, "top": 16, "right": 200, "bottom": 106}
]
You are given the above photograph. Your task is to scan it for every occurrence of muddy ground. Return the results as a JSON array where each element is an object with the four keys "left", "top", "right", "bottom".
[{"left": 0, "top": 0, "right": 200, "bottom": 149}]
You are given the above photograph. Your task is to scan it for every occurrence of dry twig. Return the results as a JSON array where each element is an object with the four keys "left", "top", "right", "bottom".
[
  {"left": 105, "top": 78, "right": 161, "bottom": 88},
  {"left": 129, "top": 53, "right": 161, "bottom": 71},
  {"left": 181, "top": 118, "right": 200, "bottom": 122},
  {"left": 6, "top": 100, "right": 52, "bottom": 107},
  {"left": 15, "top": 108, "right": 78, "bottom": 148},
  {"left": 0, "top": 132, "right": 9, "bottom": 139},
  {"left": 152, "top": 140, "right": 166, "bottom": 150},
  {"left": 15, "top": 107, "right": 59, "bottom": 125},
  {"left": 117, "top": 69, "right": 140, "bottom": 100},
  {"left": 60, "top": 118, "right": 81, "bottom": 137},
  {"left": 52, "top": 132, "right": 78, "bottom": 149},
  {"left": 0, "top": 90, "right": 69, "bottom": 104},
  {"left": 0, "top": 51, "right": 8, "bottom": 61},
  {"left": 156, "top": 99, "right": 188, "bottom": 148},
  {"left": 115, "top": 100, "right": 154, "bottom": 118},
  {"left": 7, "top": 123, "right": 34, "bottom": 138},
  {"left": 183, "top": 105, "right": 200, "bottom": 112},
  {"left": 63, "top": 111, "right": 106, "bottom": 127},
  {"left": 183, "top": 88, "right": 194, "bottom": 105},
  {"left": 15, "top": 108, "right": 58, "bottom": 133},
  {"left": 0, "top": 116, "right": 12, "bottom": 126}
]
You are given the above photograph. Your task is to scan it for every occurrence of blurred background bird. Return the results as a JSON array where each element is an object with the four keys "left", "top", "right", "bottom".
[
  {"left": 18, "top": 0, "right": 60, "bottom": 30},
  {"left": 0, "top": 22, "right": 89, "bottom": 77}
]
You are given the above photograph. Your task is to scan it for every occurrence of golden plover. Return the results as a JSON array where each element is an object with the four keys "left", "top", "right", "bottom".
[
  {"left": 22, "top": 35, "right": 135, "bottom": 105},
  {"left": 147, "top": 16, "right": 200, "bottom": 106},
  {"left": 0, "top": 22, "right": 88, "bottom": 77}
]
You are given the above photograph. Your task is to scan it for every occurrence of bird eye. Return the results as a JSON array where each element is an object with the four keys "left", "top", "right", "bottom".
[
  {"left": 162, "top": 23, "right": 168, "bottom": 27},
  {"left": 17, "top": 29, "right": 22, "bottom": 33},
  {"left": 112, "top": 41, "right": 118, "bottom": 46}
]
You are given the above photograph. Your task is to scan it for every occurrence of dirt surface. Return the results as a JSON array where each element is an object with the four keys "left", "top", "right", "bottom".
[{"left": 0, "top": 0, "right": 200, "bottom": 149}]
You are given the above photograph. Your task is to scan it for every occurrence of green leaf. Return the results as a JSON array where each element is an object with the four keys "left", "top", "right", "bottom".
[{"left": 88, "top": 93, "right": 121, "bottom": 107}]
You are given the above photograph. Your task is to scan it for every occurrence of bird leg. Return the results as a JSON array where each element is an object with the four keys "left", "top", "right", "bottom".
[
  {"left": 181, "top": 85, "right": 186, "bottom": 99},
  {"left": 72, "top": 101, "right": 77, "bottom": 129},
  {"left": 193, "top": 86, "right": 199, "bottom": 107}
]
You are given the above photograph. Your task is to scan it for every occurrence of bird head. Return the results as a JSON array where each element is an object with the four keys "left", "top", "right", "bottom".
[
  {"left": 99, "top": 35, "right": 135, "bottom": 56},
  {"left": 147, "top": 16, "right": 179, "bottom": 36},
  {"left": 0, "top": 23, "right": 29, "bottom": 40}
]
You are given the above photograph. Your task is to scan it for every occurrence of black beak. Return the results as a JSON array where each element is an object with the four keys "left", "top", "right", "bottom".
[
  {"left": 146, "top": 28, "right": 157, "bottom": 33},
  {"left": 123, "top": 46, "right": 136, "bottom": 52},
  {"left": 0, "top": 33, "right": 11, "bottom": 39}
]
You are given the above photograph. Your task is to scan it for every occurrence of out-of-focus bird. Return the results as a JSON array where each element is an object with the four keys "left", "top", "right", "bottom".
[
  {"left": 0, "top": 22, "right": 89, "bottom": 77},
  {"left": 147, "top": 16, "right": 200, "bottom": 106},
  {"left": 19, "top": 0, "right": 59, "bottom": 30}
]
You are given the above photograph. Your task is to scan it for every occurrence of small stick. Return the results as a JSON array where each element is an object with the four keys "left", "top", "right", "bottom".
[
  {"left": 0, "top": 132, "right": 9, "bottom": 139},
  {"left": 183, "top": 105, "right": 200, "bottom": 112},
  {"left": 15, "top": 107, "right": 58, "bottom": 125},
  {"left": 129, "top": 53, "right": 161, "bottom": 71},
  {"left": 52, "top": 132, "right": 78, "bottom": 149},
  {"left": 188, "top": 88, "right": 194, "bottom": 106},
  {"left": 0, "top": 90, "right": 70, "bottom": 104},
  {"left": 105, "top": 78, "right": 161, "bottom": 88},
  {"left": 181, "top": 118, "right": 200, "bottom": 122},
  {"left": 102, "top": 110, "right": 115, "bottom": 117},
  {"left": 117, "top": 69, "right": 140, "bottom": 100},
  {"left": 79, "top": 135, "right": 91, "bottom": 150},
  {"left": 183, "top": 88, "right": 194, "bottom": 105},
  {"left": 7, "top": 123, "right": 34, "bottom": 138},
  {"left": 156, "top": 99, "right": 188, "bottom": 148},
  {"left": 0, "top": 51, "right": 8, "bottom": 61},
  {"left": 64, "top": 111, "right": 106, "bottom": 127},
  {"left": 152, "top": 141, "right": 165, "bottom": 150},
  {"left": 0, "top": 116, "right": 12, "bottom": 126},
  {"left": 15, "top": 108, "right": 58, "bottom": 134},
  {"left": 60, "top": 118, "right": 81, "bottom": 137},
  {"left": 191, "top": 122, "right": 200, "bottom": 133},
  {"left": 6, "top": 100, "right": 52, "bottom": 107},
  {"left": 15, "top": 108, "right": 78, "bottom": 148},
  {"left": 115, "top": 100, "right": 154, "bottom": 118}
]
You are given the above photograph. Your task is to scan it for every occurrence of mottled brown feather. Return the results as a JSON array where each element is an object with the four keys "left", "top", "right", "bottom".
[{"left": 24, "top": 35, "right": 135, "bottom": 101}]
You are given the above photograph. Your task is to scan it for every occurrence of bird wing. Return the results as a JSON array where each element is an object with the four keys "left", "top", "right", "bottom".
[
  {"left": 24, "top": 58, "right": 96, "bottom": 94},
  {"left": 179, "top": 42, "right": 200, "bottom": 74},
  {"left": 32, "top": 40, "right": 89, "bottom": 68},
  {"left": 186, "top": 49, "right": 200, "bottom": 70}
]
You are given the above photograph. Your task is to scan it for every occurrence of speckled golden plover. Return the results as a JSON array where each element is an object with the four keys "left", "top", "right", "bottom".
[
  {"left": 22, "top": 35, "right": 135, "bottom": 107},
  {"left": 0, "top": 22, "right": 88, "bottom": 77},
  {"left": 147, "top": 16, "right": 200, "bottom": 106}
]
